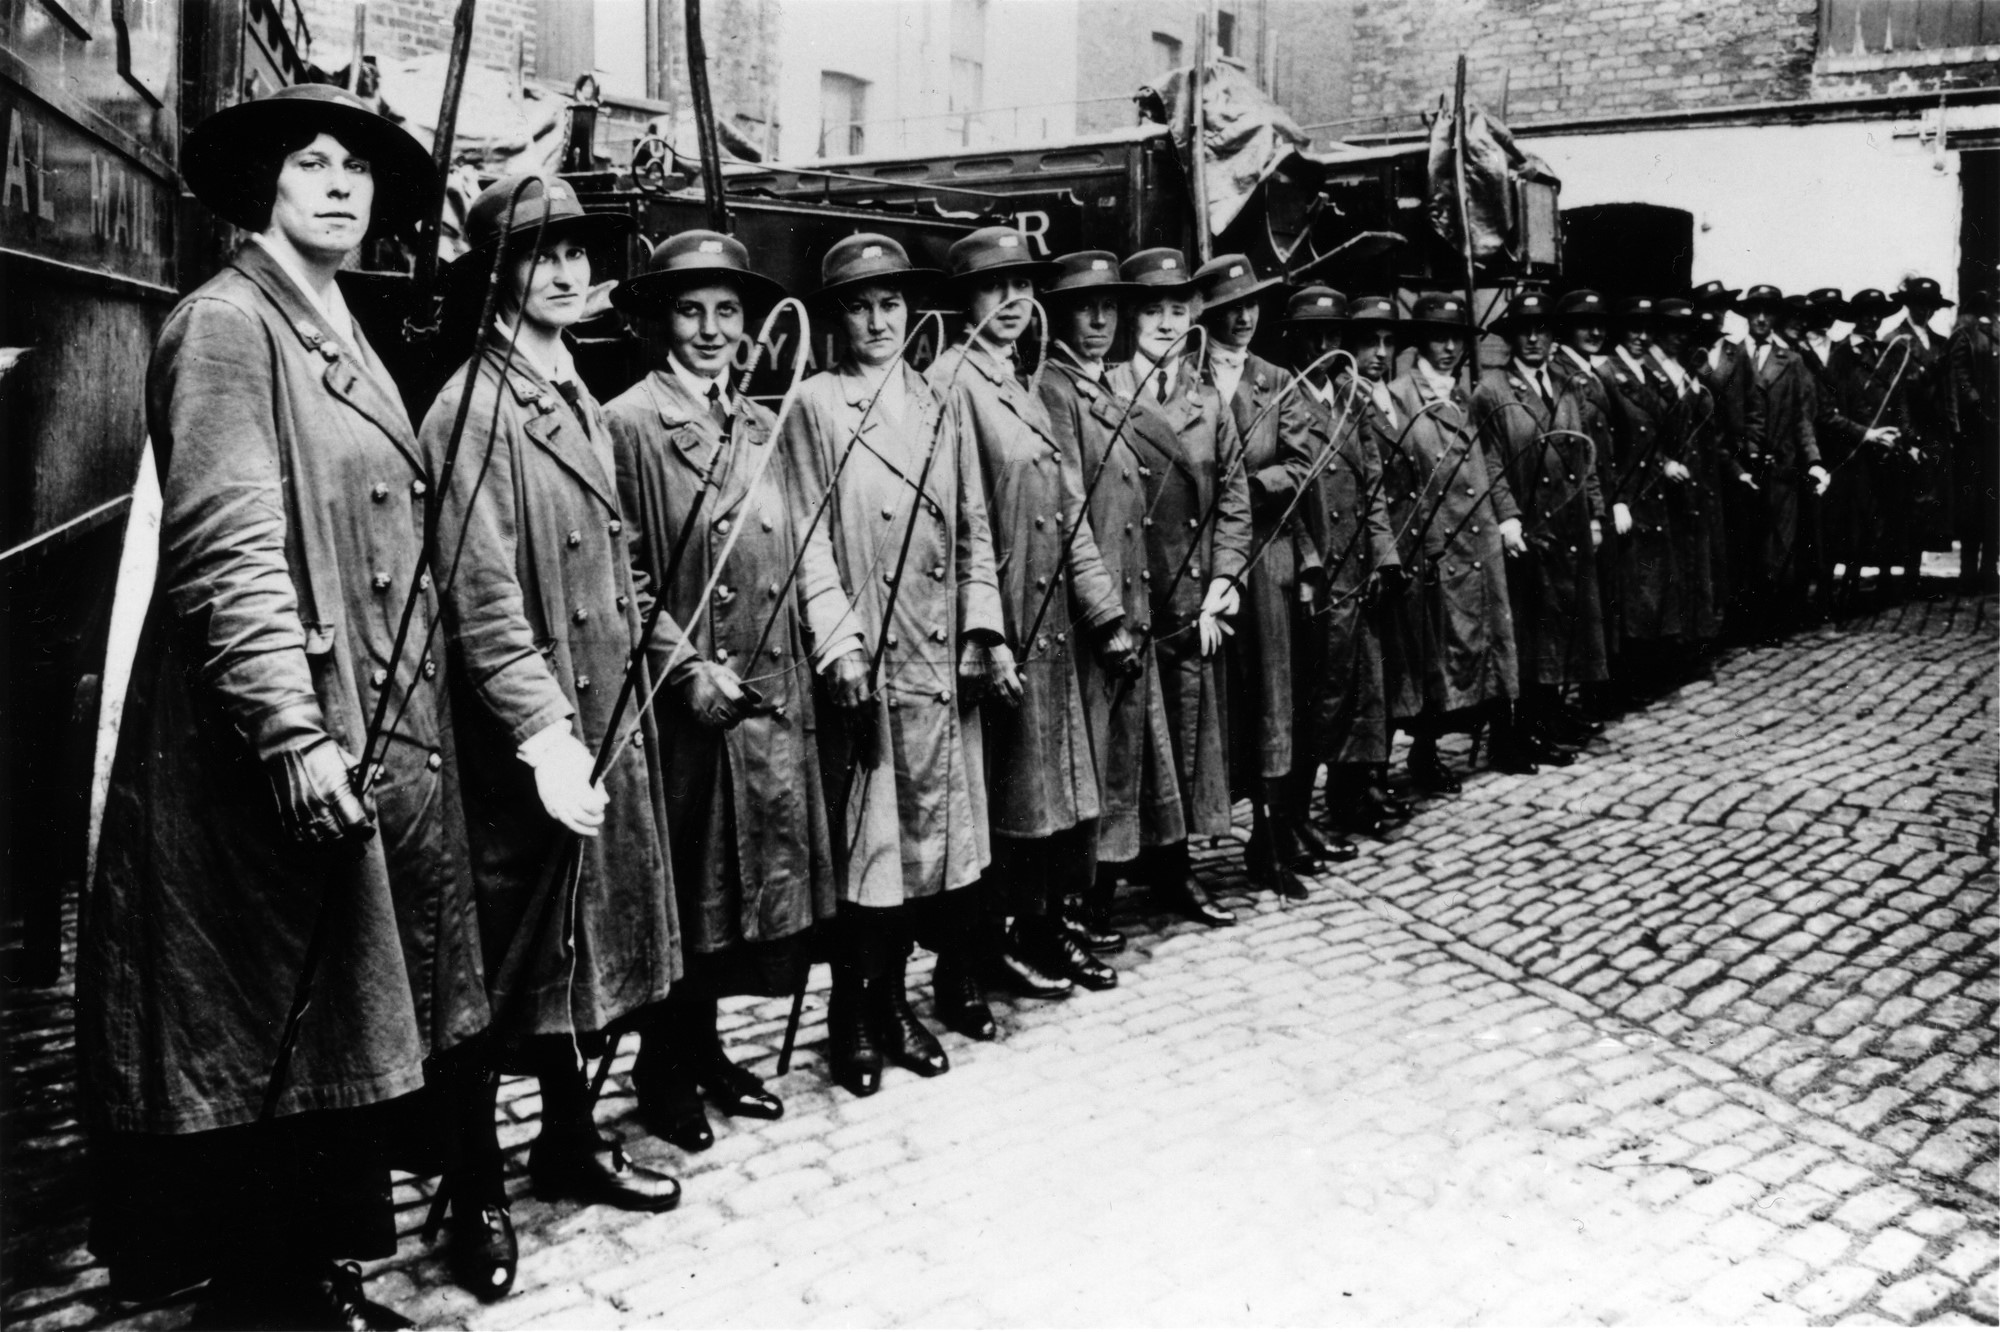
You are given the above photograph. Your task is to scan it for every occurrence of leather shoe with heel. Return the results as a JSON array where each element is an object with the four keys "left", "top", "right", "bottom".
[
  {"left": 932, "top": 951, "right": 998, "bottom": 1041},
  {"left": 528, "top": 1132, "right": 681, "bottom": 1212}
]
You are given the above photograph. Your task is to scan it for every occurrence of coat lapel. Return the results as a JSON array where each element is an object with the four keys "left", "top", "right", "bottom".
[
  {"left": 494, "top": 349, "right": 621, "bottom": 514},
  {"left": 1108, "top": 361, "right": 1200, "bottom": 486},
  {"left": 232, "top": 244, "right": 425, "bottom": 475}
]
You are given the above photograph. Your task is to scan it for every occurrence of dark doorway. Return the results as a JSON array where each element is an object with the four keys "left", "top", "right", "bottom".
[
  {"left": 1958, "top": 149, "right": 1996, "bottom": 303},
  {"left": 1559, "top": 203, "right": 1695, "bottom": 297}
]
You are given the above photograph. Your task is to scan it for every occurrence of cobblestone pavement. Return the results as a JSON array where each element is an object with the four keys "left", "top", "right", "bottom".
[{"left": 5, "top": 592, "right": 1995, "bottom": 1329}]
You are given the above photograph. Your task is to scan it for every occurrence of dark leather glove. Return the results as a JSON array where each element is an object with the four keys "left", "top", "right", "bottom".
[
  {"left": 679, "top": 660, "right": 750, "bottom": 729},
  {"left": 267, "top": 737, "right": 375, "bottom": 847},
  {"left": 958, "top": 639, "right": 1024, "bottom": 707},
  {"left": 1366, "top": 564, "right": 1409, "bottom": 608},
  {"left": 1095, "top": 622, "right": 1144, "bottom": 681},
  {"left": 825, "top": 648, "right": 873, "bottom": 710}
]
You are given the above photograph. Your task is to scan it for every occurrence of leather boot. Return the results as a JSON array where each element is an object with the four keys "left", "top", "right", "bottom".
[
  {"left": 1407, "top": 734, "right": 1462, "bottom": 793},
  {"left": 1287, "top": 771, "right": 1355, "bottom": 864},
  {"left": 1488, "top": 701, "right": 1541, "bottom": 775},
  {"left": 1021, "top": 915, "right": 1117, "bottom": 991},
  {"left": 1249, "top": 799, "right": 1311, "bottom": 900},
  {"left": 871, "top": 954, "right": 949, "bottom": 1077},
  {"left": 1153, "top": 840, "right": 1234, "bottom": 925},
  {"left": 423, "top": 1165, "right": 518, "bottom": 1303},
  {"left": 826, "top": 966, "right": 884, "bottom": 1097},
  {"left": 529, "top": 1044, "right": 682, "bottom": 1211},
  {"left": 1062, "top": 890, "right": 1126, "bottom": 955},
  {"left": 932, "top": 949, "right": 998, "bottom": 1041}
]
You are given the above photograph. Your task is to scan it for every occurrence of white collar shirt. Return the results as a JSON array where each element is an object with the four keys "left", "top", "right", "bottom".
[{"left": 253, "top": 234, "right": 356, "bottom": 348}]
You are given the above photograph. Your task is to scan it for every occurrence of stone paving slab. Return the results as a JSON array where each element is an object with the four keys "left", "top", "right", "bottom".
[{"left": 2, "top": 592, "right": 1995, "bottom": 1329}]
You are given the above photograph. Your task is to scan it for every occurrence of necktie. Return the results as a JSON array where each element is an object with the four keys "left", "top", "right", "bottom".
[
  {"left": 1154, "top": 369, "right": 1169, "bottom": 403},
  {"left": 1537, "top": 371, "right": 1553, "bottom": 412},
  {"left": 1754, "top": 340, "right": 1770, "bottom": 371},
  {"left": 553, "top": 379, "right": 587, "bottom": 430},
  {"left": 706, "top": 381, "right": 730, "bottom": 433}
]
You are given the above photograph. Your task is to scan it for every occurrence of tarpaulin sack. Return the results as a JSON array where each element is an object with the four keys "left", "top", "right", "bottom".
[
  {"left": 1426, "top": 95, "right": 1556, "bottom": 265},
  {"left": 1138, "top": 59, "right": 1311, "bottom": 240}
]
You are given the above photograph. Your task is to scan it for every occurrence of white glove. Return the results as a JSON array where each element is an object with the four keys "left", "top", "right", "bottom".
[
  {"left": 1201, "top": 577, "right": 1240, "bottom": 620},
  {"left": 1613, "top": 502, "right": 1633, "bottom": 536},
  {"left": 1498, "top": 517, "right": 1526, "bottom": 557},
  {"left": 1808, "top": 464, "right": 1831, "bottom": 496},
  {"left": 520, "top": 725, "right": 607, "bottom": 837},
  {"left": 1663, "top": 459, "right": 1691, "bottom": 482},
  {"left": 1864, "top": 427, "right": 1899, "bottom": 448}
]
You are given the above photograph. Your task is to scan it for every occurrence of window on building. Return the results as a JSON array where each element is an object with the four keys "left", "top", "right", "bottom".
[
  {"left": 1817, "top": 0, "right": 2000, "bottom": 68},
  {"left": 1215, "top": 8, "right": 1235, "bottom": 57},
  {"left": 1151, "top": 31, "right": 1182, "bottom": 75},
  {"left": 819, "top": 71, "right": 867, "bottom": 156},
  {"left": 950, "top": 0, "right": 988, "bottom": 144}
]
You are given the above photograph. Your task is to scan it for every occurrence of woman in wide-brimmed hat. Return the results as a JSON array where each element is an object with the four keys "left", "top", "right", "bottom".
[
  {"left": 1382, "top": 292, "right": 1538, "bottom": 783},
  {"left": 81, "top": 83, "right": 468, "bottom": 1329},
  {"left": 1035, "top": 251, "right": 1179, "bottom": 949},
  {"left": 1646, "top": 298, "right": 1725, "bottom": 647},
  {"left": 601, "top": 231, "right": 848, "bottom": 1150},
  {"left": 1103, "top": 246, "right": 1251, "bottom": 929},
  {"left": 418, "top": 174, "right": 692, "bottom": 1229},
  {"left": 929, "top": 227, "right": 1134, "bottom": 1009},
  {"left": 775, "top": 231, "right": 1005, "bottom": 1096},
  {"left": 1190, "top": 255, "right": 1331, "bottom": 899},
  {"left": 1823, "top": 288, "right": 1914, "bottom": 606}
]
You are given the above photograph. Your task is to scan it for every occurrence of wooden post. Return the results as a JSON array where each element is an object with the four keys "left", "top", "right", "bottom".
[
  {"left": 403, "top": 0, "right": 476, "bottom": 342},
  {"left": 1189, "top": 12, "right": 1212, "bottom": 262},
  {"left": 685, "top": 0, "right": 732, "bottom": 232},
  {"left": 1452, "top": 53, "right": 1480, "bottom": 394},
  {"left": 347, "top": 4, "right": 366, "bottom": 92}
]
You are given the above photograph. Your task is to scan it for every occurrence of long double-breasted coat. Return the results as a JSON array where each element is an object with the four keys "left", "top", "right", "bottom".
[
  {"left": 1107, "top": 360, "right": 1252, "bottom": 838},
  {"left": 1039, "top": 360, "right": 1186, "bottom": 862},
  {"left": 1598, "top": 350, "right": 1687, "bottom": 643},
  {"left": 1802, "top": 338, "right": 1877, "bottom": 575},
  {"left": 422, "top": 333, "right": 682, "bottom": 1041},
  {"left": 1740, "top": 338, "right": 1822, "bottom": 597},
  {"left": 1654, "top": 352, "right": 1727, "bottom": 640},
  {"left": 1550, "top": 348, "right": 1624, "bottom": 656},
  {"left": 1296, "top": 376, "right": 1399, "bottom": 765},
  {"left": 1473, "top": 362, "right": 1608, "bottom": 687},
  {"left": 1388, "top": 370, "right": 1520, "bottom": 712},
  {"left": 604, "top": 369, "right": 851, "bottom": 971},
  {"left": 82, "top": 242, "right": 486, "bottom": 1137},
  {"left": 1364, "top": 385, "right": 1431, "bottom": 724},
  {"left": 780, "top": 362, "right": 1003, "bottom": 907},
  {"left": 1214, "top": 353, "right": 1318, "bottom": 789},
  {"left": 930, "top": 341, "right": 1122, "bottom": 840},
  {"left": 1883, "top": 315, "right": 1956, "bottom": 552}
]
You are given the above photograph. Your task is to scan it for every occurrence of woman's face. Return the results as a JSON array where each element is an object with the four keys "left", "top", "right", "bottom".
[
  {"left": 1654, "top": 327, "right": 1688, "bottom": 360},
  {"left": 1419, "top": 332, "right": 1465, "bottom": 376},
  {"left": 1620, "top": 324, "right": 1653, "bottom": 358},
  {"left": 1207, "top": 299, "right": 1259, "bottom": 350},
  {"left": 1130, "top": 297, "right": 1191, "bottom": 366},
  {"left": 967, "top": 275, "right": 1035, "bottom": 347},
  {"left": 1565, "top": 319, "right": 1607, "bottom": 356},
  {"left": 265, "top": 132, "right": 374, "bottom": 262},
  {"left": 506, "top": 236, "right": 592, "bottom": 332},
  {"left": 841, "top": 283, "right": 908, "bottom": 369},
  {"left": 1510, "top": 320, "right": 1552, "bottom": 366},
  {"left": 665, "top": 281, "right": 745, "bottom": 379},
  {"left": 1058, "top": 295, "right": 1119, "bottom": 363},
  {"left": 1295, "top": 325, "right": 1345, "bottom": 370},
  {"left": 1353, "top": 327, "right": 1396, "bottom": 382}
]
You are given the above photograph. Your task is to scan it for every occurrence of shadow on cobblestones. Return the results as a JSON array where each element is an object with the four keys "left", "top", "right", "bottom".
[{"left": 3, "top": 593, "right": 1995, "bottom": 1329}]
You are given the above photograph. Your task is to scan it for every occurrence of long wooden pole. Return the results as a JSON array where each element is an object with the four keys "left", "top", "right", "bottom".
[
  {"left": 1452, "top": 53, "right": 1480, "bottom": 396},
  {"left": 1189, "top": 12, "right": 1212, "bottom": 263},
  {"left": 403, "top": 0, "right": 476, "bottom": 343},
  {"left": 685, "top": 0, "right": 732, "bottom": 232}
]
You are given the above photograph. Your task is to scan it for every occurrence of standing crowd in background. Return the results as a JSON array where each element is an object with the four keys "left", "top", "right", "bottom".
[{"left": 74, "top": 83, "right": 2000, "bottom": 1331}]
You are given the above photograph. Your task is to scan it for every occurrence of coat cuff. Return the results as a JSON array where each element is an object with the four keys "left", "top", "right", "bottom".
[
  {"left": 959, "top": 581, "right": 1004, "bottom": 640},
  {"left": 814, "top": 632, "right": 865, "bottom": 672},
  {"left": 243, "top": 698, "right": 331, "bottom": 762}
]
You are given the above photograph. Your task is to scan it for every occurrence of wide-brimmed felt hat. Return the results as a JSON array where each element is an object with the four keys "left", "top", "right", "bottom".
[
  {"left": 614, "top": 229, "right": 787, "bottom": 316},
  {"left": 1734, "top": 284, "right": 1786, "bottom": 314},
  {"left": 945, "top": 225, "right": 1056, "bottom": 287},
  {"left": 1042, "top": 250, "right": 1141, "bottom": 301},
  {"left": 1193, "top": 254, "right": 1284, "bottom": 314},
  {"left": 447, "top": 174, "right": 634, "bottom": 287},
  {"left": 1401, "top": 291, "right": 1473, "bottom": 337},
  {"left": 1120, "top": 248, "right": 1197, "bottom": 297},
  {"left": 1493, "top": 289, "right": 1556, "bottom": 335},
  {"left": 1554, "top": 288, "right": 1610, "bottom": 322},
  {"left": 1651, "top": 297, "right": 1698, "bottom": 322},
  {"left": 1693, "top": 309, "right": 1727, "bottom": 342},
  {"left": 1899, "top": 275, "right": 1954, "bottom": 308},
  {"left": 1806, "top": 286, "right": 1843, "bottom": 311},
  {"left": 1688, "top": 280, "right": 1740, "bottom": 311},
  {"left": 1614, "top": 295, "right": 1657, "bottom": 324},
  {"left": 1284, "top": 286, "right": 1349, "bottom": 324},
  {"left": 1780, "top": 294, "right": 1815, "bottom": 323},
  {"left": 1345, "top": 294, "right": 1398, "bottom": 328},
  {"left": 184, "top": 83, "right": 436, "bottom": 235},
  {"left": 813, "top": 233, "right": 940, "bottom": 304},
  {"left": 1841, "top": 288, "right": 1903, "bottom": 322}
]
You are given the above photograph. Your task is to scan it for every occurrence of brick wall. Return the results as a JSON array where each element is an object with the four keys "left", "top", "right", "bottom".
[
  {"left": 1344, "top": 0, "right": 1823, "bottom": 132},
  {"left": 298, "top": 0, "right": 538, "bottom": 79}
]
